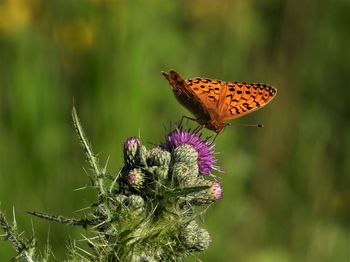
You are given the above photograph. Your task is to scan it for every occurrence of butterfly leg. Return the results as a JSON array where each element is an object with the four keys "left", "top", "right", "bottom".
[
  {"left": 211, "top": 132, "right": 220, "bottom": 144},
  {"left": 179, "top": 115, "right": 198, "bottom": 127},
  {"left": 193, "top": 125, "right": 204, "bottom": 134},
  {"left": 210, "top": 123, "right": 229, "bottom": 144}
]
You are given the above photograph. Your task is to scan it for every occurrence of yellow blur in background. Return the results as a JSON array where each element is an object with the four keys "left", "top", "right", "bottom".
[{"left": 0, "top": 0, "right": 349, "bottom": 261}]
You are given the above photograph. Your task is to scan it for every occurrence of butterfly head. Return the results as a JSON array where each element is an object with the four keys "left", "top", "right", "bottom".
[{"left": 206, "top": 120, "right": 229, "bottom": 134}]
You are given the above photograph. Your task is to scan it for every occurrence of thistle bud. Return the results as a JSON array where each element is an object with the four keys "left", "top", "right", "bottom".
[
  {"left": 173, "top": 144, "right": 198, "bottom": 166},
  {"left": 193, "top": 227, "right": 211, "bottom": 251},
  {"left": 131, "top": 253, "right": 156, "bottom": 262},
  {"left": 147, "top": 147, "right": 171, "bottom": 167},
  {"left": 153, "top": 166, "right": 169, "bottom": 181},
  {"left": 123, "top": 137, "right": 141, "bottom": 166},
  {"left": 138, "top": 145, "right": 149, "bottom": 167},
  {"left": 190, "top": 180, "right": 223, "bottom": 205},
  {"left": 180, "top": 221, "right": 198, "bottom": 248},
  {"left": 126, "top": 194, "right": 145, "bottom": 210},
  {"left": 180, "top": 221, "right": 211, "bottom": 251},
  {"left": 172, "top": 162, "right": 198, "bottom": 185},
  {"left": 207, "top": 181, "right": 223, "bottom": 201},
  {"left": 127, "top": 168, "right": 145, "bottom": 190},
  {"left": 115, "top": 194, "right": 128, "bottom": 205}
]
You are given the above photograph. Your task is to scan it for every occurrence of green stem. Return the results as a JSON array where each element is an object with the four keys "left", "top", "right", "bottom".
[
  {"left": 0, "top": 212, "right": 35, "bottom": 262},
  {"left": 72, "top": 106, "right": 106, "bottom": 196},
  {"left": 27, "top": 211, "right": 97, "bottom": 228}
]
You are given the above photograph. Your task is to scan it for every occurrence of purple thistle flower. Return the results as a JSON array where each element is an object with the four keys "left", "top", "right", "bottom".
[{"left": 165, "top": 129, "right": 219, "bottom": 175}]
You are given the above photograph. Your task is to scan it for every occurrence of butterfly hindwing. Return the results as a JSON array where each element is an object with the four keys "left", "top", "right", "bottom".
[
  {"left": 186, "top": 78, "right": 224, "bottom": 113},
  {"left": 162, "top": 71, "right": 211, "bottom": 122}
]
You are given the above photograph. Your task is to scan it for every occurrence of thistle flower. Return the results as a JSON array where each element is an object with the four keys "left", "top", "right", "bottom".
[
  {"left": 4, "top": 109, "right": 226, "bottom": 262},
  {"left": 165, "top": 129, "right": 218, "bottom": 175}
]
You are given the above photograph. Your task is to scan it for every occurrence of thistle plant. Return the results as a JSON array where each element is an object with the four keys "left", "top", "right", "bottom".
[{"left": 0, "top": 107, "right": 223, "bottom": 261}]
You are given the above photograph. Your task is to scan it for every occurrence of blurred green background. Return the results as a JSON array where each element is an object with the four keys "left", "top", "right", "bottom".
[{"left": 0, "top": 0, "right": 349, "bottom": 261}]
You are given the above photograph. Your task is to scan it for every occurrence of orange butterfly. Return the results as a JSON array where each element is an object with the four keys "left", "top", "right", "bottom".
[{"left": 162, "top": 70, "right": 277, "bottom": 134}]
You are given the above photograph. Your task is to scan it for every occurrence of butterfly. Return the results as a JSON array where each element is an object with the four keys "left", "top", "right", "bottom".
[{"left": 162, "top": 70, "right": 277, "bottom": 134}]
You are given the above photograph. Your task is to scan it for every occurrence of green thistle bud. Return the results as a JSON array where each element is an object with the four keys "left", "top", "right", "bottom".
[
  {"left": 137, "top": 145, "right": 149, "bottom": 167},
  {"left": 180, "top": 221, "right": 211, "bottom": 251},
  {"left": 115, "top": 194, "right": 128, "bottom": 205},
  {"left": 180, "top": 221, "right": 199, "bottom": 249},
  {"left": 126, "top": 194, "right": 145, "bottom": 210},
  {"left": 147, "top": 147, "right": 171, "bottom": 167},
  {"left": 193, "top": 227, "right": 211, "bottom": 251},
  {"left": 131, "top": 253, "right": 156, "bottom": 262},
  {"left": 172, "top": 162, "right": 199, "bottom": 185},
  {"left": 173, "top": 144, "right": 198, "bottom": 166},
  {"left": 153, "top": 165, "right": 169, "bottom": 181},
  {"left": 127, "top": 168, "right": 145, "bottom": 189}
]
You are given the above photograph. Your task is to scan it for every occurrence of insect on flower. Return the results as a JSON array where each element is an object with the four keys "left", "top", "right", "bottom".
[{"left": 162, "top": 70, "right": 277, "bottom": 134}]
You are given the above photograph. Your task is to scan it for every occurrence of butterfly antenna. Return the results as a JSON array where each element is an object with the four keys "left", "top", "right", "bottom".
[{"left": 228, "top": 123, "right": 264, "bottom": 128}]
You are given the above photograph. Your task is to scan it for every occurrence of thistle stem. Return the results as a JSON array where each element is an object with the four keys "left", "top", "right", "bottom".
[
  {"left": 72, "top": 107, "right": 106, "bottom": 196},
  {"left": 27, "top": 211, "right": 96, "bottom": 228},
  {"left": 0, "top": 212, "right": 35, "bottom": 262}
]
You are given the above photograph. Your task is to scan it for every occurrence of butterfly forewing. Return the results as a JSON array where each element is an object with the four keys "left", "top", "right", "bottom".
[
  {"left": 162, "top": 71, "right": 211, "bottom": 123},
  {"left": 186, "top": 78, "right": 224, "bottom": 111},
  {"left": 221, "top": 82, "right": 277, "bottom": 120}
]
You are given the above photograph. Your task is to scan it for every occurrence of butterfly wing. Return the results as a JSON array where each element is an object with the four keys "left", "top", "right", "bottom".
[
  {"left": 162, "top": 70, "right": 277, "bottom": 131},
  {"left": 220, "top": 82, "right": 277, "bottom": 121},
  {"left": 185, "top": 77, "right": 226, "bottom": 120},
  {"left": 162, "top": 70, "right": 211, "bottom": 124}
]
